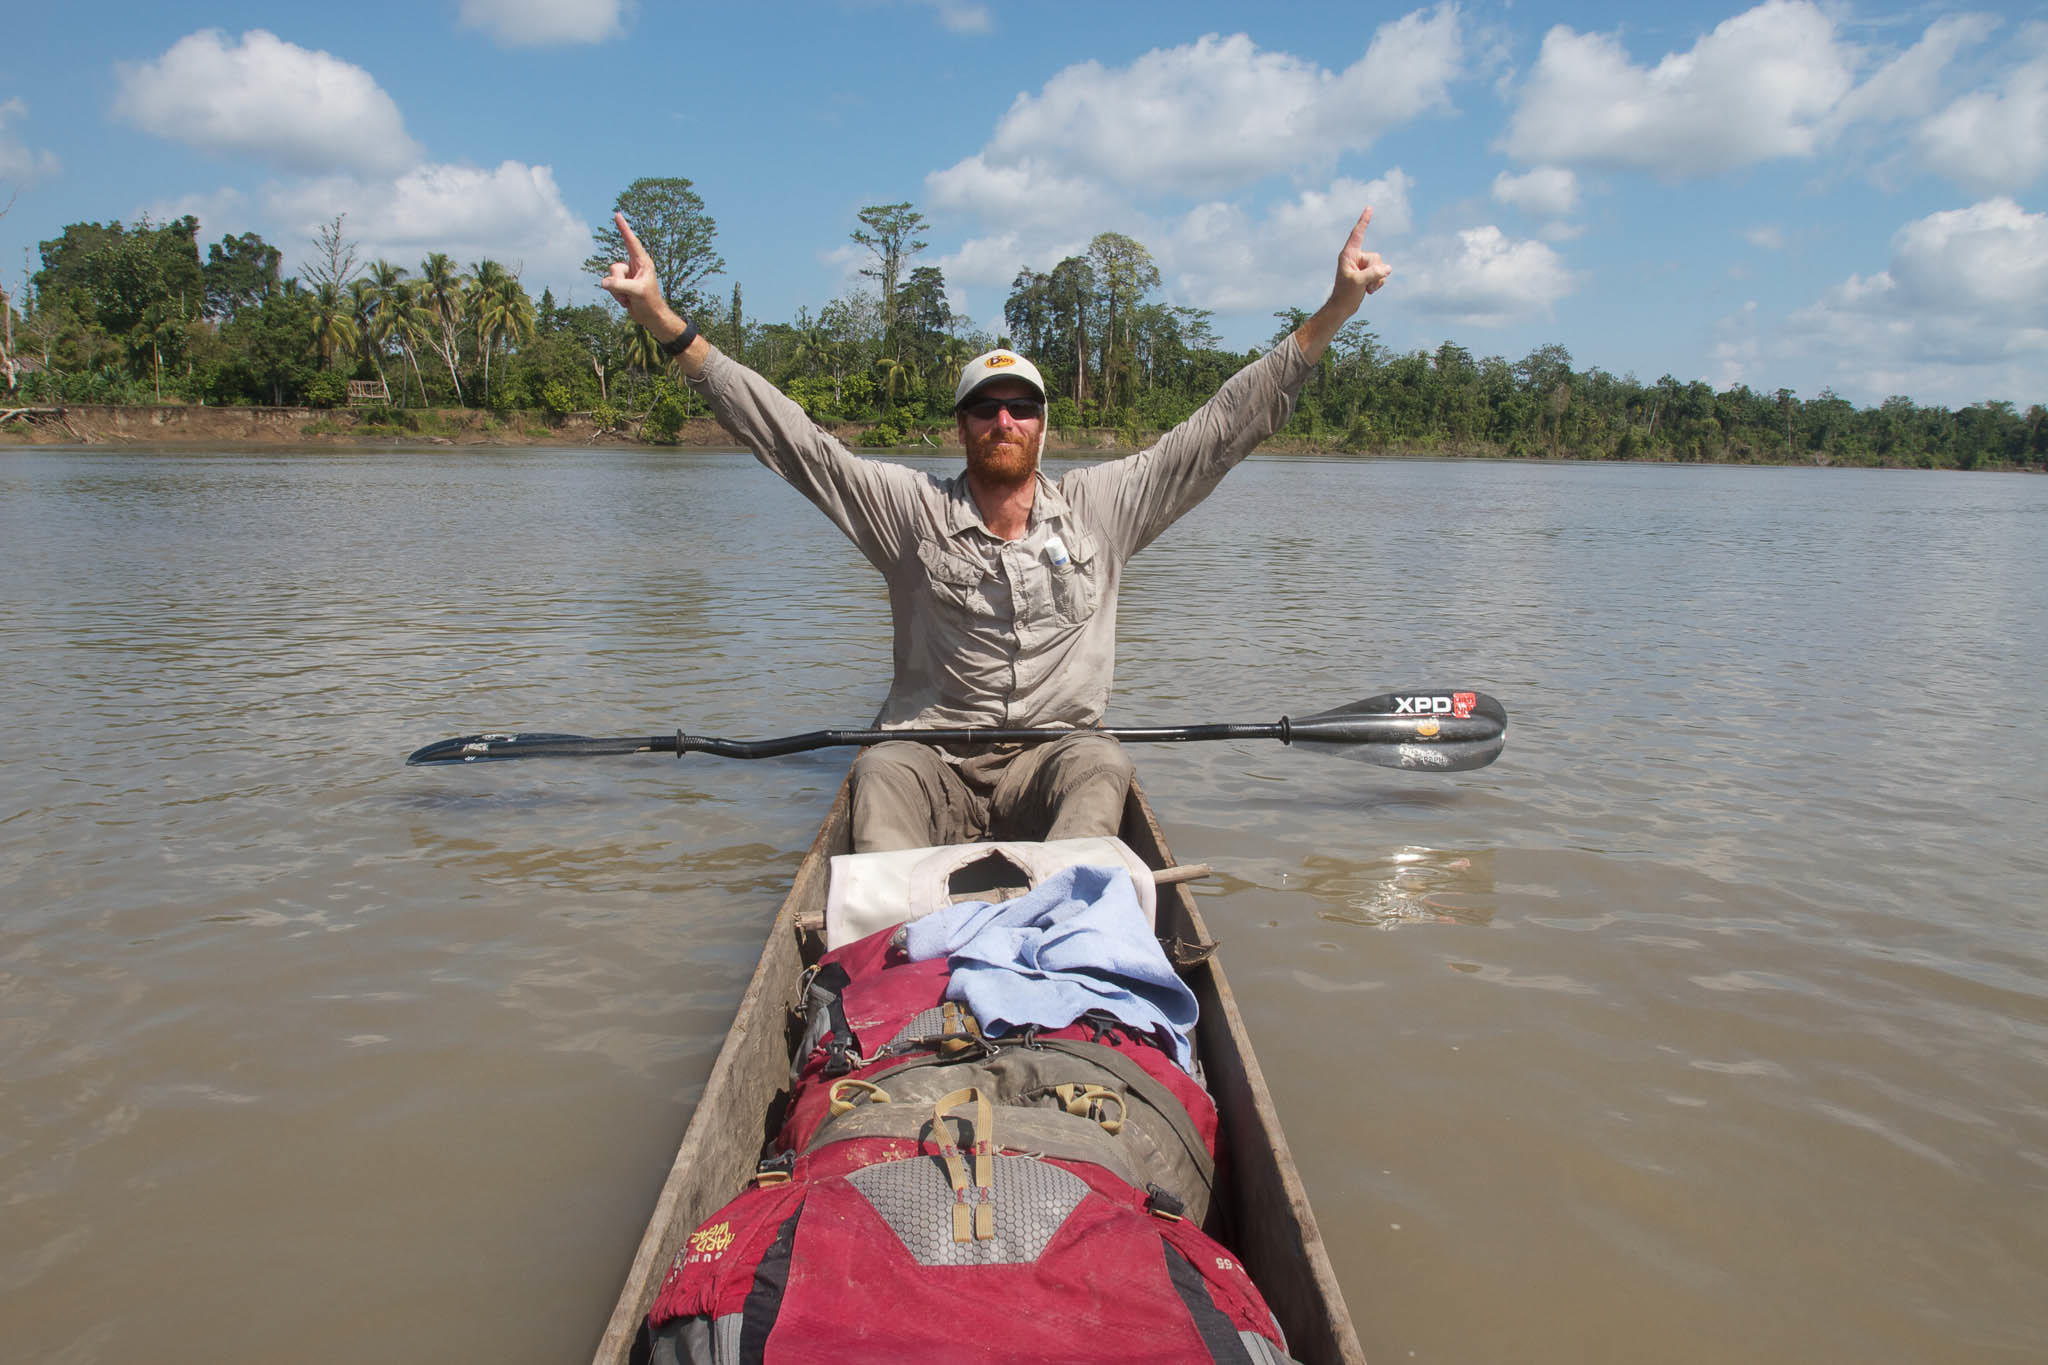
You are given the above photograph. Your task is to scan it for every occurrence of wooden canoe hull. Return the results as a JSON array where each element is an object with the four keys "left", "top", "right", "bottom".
[{"left": 593, "top": 776, "right": 1365, "bottom": 1365}]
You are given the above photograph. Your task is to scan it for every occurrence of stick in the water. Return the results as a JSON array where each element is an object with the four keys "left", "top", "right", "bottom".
[{"left": 405, "top": 690, "right": 1506, "bottom": 773}]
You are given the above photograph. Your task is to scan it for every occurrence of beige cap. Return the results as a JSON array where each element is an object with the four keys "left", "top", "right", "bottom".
[{"left": 953, "top": 349, "right": 1047, "bottom": 410}]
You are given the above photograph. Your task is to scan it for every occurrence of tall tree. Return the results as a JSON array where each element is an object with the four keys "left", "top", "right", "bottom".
[
  {"left": 361, "top": 260, "right": 421, "bottom": 402},
  {"left": 309, "top": 280, "right": 357, "bottom": 371},
  {"left": 584, "top": 178, "right": 724, "bottom": 315},
  {"left": 850, "top": 202, "right": 927, "bottom": 354},
  {"left": 203, "top": 232, "right": 282, "bottom": 320},
  {"left": 467, "top": 259, "right": 533, "bottom": 403},
  {"left": 416, "top": 252, "right": 469, "bottom": 402},
  {"left": 1085, "top": 233, "right": 1158, "bottom": 412},
  {"left": 1044, "top": 256, "right": 1096, "bottom": 407},
  {"left": 305, "top": 214, "right": 362, "bottom": 291}
]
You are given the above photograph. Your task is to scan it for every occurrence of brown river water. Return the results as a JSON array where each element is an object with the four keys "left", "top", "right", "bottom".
[{"left": 3, "top": 446, "right": 2044, "bottom": 1363}]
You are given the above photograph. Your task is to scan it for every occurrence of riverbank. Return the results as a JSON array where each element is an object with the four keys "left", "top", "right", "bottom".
[{"left": 2, "top": 401, "right": 2035, "bottom": 469}]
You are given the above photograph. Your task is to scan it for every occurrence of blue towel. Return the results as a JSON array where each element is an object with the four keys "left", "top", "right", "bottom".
[{"left": 903, "top": 864, "right": 1198, "bottom": 1073}]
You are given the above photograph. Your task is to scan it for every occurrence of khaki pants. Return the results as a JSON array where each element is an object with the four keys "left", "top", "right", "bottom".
[{"left": 847, "top": 732, "right": 1135, "bottom": 853}]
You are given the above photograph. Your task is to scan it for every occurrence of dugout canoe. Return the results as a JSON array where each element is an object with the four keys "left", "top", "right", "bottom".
[{"left": 592, "top": 775, "right": 1367, "bottom": 1365}]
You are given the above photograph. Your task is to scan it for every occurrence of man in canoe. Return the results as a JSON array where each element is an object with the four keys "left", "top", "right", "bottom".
[{"left": 600, "top": 208, "right": 1390, "bottom": 852}]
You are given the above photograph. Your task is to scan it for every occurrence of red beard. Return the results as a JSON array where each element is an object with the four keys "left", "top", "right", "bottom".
[{"left": 964, "top": 427, "right": 1037, "bottom": 485}]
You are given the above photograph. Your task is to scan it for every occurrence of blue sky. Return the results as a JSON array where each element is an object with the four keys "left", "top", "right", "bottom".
[{"left": 2, "top": 1, "right": 2043, "bottom": 408}]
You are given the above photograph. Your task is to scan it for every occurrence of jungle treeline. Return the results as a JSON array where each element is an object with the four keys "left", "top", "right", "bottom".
[{"left": 3, "top": 179, "right": 2042, "bottom": 470}]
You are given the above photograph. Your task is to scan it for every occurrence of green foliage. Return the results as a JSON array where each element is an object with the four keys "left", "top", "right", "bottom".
[
  {"left": 642, "top": 380, "right": 689, "bottom": 444},
  {"left": 305, "top": 371, "right": 349, "bottom": 408},
  {"left": 539, "top": 381, "right": 574, "bottom": 421},
  {"left": 16, "top": 195, "right": 2046, "bottom": 470},
  {"left": 204, "top": 232, "right": 282, "bottom": 320},
  {"left": 859, "top": 416, "right": 907, "bottom": 448}
]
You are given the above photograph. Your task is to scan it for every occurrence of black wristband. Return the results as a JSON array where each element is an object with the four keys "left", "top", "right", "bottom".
[{"left": 658, "top": 321, "right": 700, "bottom": 357}]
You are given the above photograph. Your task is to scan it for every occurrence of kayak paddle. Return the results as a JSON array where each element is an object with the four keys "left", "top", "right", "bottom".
[{"left": 405, "top": 690, "right": 1506, "bottom": 773}]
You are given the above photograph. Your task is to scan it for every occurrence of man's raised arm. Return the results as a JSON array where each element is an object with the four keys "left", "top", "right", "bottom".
[
  {"left": 598, "top": 212, "right": 711, "bottom": 378},
  {"left": 1292, "top": 205, "right": 1392, "bottom": 364}
]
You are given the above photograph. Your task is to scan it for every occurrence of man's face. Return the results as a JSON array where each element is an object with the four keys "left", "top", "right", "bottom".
[{"left": 957, "top": 378, "right": 1045, "bottom": 485}]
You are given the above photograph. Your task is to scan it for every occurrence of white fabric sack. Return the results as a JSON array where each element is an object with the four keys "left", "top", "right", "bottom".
[{"left": 824, "top": 836, "right": 1156, "bottom": 950}]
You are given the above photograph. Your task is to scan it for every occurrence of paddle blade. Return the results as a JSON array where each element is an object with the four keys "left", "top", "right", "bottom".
[
  {"left": 405, "top": 732, "right": 676, "bottom": 765},
  {"left": 1286, "top": 690, "right": 1507, "bottom": 772}
]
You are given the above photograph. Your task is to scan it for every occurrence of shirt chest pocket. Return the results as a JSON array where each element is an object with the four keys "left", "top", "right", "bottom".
[
  {"left": 1046, "top": 531, "right": 1102, "bottom": 627},
  {"left": 916, "top": 540, "right": 996, "bottom": 618}
]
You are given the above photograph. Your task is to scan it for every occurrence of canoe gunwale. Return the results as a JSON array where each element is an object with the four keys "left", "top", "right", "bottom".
[{"left": 592, "top": 775, "right": 1364, "bottom": 1365}]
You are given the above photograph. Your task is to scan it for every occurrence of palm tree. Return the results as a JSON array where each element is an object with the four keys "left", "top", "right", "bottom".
[
  {"left": 466, "top": 260, "right": 534, "bottom": 405},
  {"left": 416, "top": 252, "right": 468, "bottom": 403},
  {"left": 790, "top": 317, "right": 839, "bottom": 406},
  {"left": 363, "top": 261, "right": 426, "bottom": 405},
  {"left": 931, "top": 335, "right": 973, "bottom": 399},
  {"left": 621, "top": 322, "right": 662, "bottom": 377},
  {"left": 873, "top": 355, "right": 912, "bottom": 412},
  {"left": 309, "top": 281, "right": 358, "bottom": 371},
  {"left": 348, "top": 278, "right": 387, "bottom": 399}
]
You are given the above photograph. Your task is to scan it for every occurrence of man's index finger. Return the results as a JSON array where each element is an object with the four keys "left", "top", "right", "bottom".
[
  {"left": 1345, "top": 206, "right": 1374, "bottom": 254},
  {"left": 616, "top": 212, "right": 650, "bottom": 263}
]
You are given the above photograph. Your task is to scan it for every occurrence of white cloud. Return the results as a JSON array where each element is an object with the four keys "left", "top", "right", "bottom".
[
  {"left": 1745, "top": 225, "right": 1786, "bottom": 249},
  {"left": 1402, "top": 225, "right": 1577, "bottom": 326},
  {"left": 927, "top": 154, "right": 1119, "bottom": 235},
  {"left": 1783, "top": 198, "right": 2048, "bottom": 403},
  {"left": 916, "top": 0, "right": 991, "bottom": 35},
  {"left": 1828, "top": 13, "right": 2003, "bottom": 132},
  {"left": 112, "top": 30, "right": 419, "bottom": 176},
  {"left": 1914, "top": 31, "right": 2048, "bottom": 194},
  {"left": 937, "top": 7, "right": 1461, "bottom": 204},
  {"left": 139, "top": 187, "right": 250, "bottom": 242},
  {"left": 266, "top": 161, "right": 591, "bottom": 285},
  {"left": 1501, "top": 1, "right": 1851, "bottom": 174},
  {"left": 1500, "top": 1, "right": 1999, "bottom": 179},
  {"left": 1492, "top": 165, "right": 1578, "bottom": 216},
  {"left": 0, "top": 97, "right": 61, "bottom": 185},
  {"left": 457, "top": 0, "right": 630, "bottom": 47},
  {"left": 1711, "top": 300, "right": 1763, "bottom": 389},
  {"left": 1162, "top": 173, "right": 1415, "bottom": 314}
]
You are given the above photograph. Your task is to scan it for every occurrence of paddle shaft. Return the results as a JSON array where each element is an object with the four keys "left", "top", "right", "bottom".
[{"left": 407, "top": 710, "right": 1504, "bottom": 766}]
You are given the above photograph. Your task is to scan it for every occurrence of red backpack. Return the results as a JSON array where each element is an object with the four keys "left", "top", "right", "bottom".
[{"left": 638, "top": 1119, "right": 1299, "bottom": 1364}]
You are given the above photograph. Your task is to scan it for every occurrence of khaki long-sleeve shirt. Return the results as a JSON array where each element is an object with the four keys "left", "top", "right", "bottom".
[{"left": 695, "top": 340, "right": 1315, "bottom": 729}]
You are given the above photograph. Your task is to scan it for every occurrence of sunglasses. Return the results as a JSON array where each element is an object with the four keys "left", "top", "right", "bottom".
[{"left": 959, "top": 396, "right": 1045, "bottom": 422}]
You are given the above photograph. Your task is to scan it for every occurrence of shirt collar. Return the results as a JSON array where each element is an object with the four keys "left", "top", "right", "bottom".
[{"left": 943, "top": 469, "right": 1069, "bottom": 539}]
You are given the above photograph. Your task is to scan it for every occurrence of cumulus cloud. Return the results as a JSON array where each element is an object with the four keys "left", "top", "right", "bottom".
[
  {"left": 1500, "top": 1, "right": 1999, "bottom": 179},
  {"left": 456, "top": 0, "right": 630, "bottom": 48},
  {"left": 112, "top": 30, "right": 419, "bottom": 176},
  {"left": 928, "top": 154, "right": 1120, "bottom": 236},
  {"left": 926, "top": 9, "right": 1462, "bottom": 327},
  {"left": 1162, "top": 173, "right": 1415, "bottom": 314},
  {"left": 0, "top": 97, "right": 61, "bottom": 185},
  {"left": 1828, "top": 13, "right": 2003, "bottom": 132},
  {"left": 1914, "top": 31, "right": 2048, "bottom": 194},
  {"left": 1783, "top": 198, "right": 2048, "bottom": 403},
  {"left": 139, "top": 187, "right": 250, "bottom": 242},
  {"left": 934, "top": 6, "right": 1461, "bottom": 206},
  {"left": 1402, "top": 225, "right": 1577, "bottom": 327},
  {"left": 1492, "top": 165, "right": 1578, "bottom": 216},
  {"left": 267, "top": 161, "right": 591, "bottom": 284}
]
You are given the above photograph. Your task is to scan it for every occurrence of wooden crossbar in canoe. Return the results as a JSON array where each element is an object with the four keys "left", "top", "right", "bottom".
[{"left": 591, "top": 775, "right": 1365, "bottom": 1364}]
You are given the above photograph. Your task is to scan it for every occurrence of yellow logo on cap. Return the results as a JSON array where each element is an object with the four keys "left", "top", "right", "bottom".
[{"left": 985, "top": 354, "right": 1017, "bottom": 368}]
